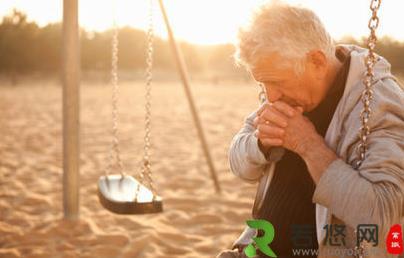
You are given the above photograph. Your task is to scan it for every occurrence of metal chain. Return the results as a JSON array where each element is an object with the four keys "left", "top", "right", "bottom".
[
  {"left": 105, "top": 13, "right": 125, "bottom": 178},
  {"left": 258, "top": 83, "right": 267, "bottom": 104},
  {"left": 135, "top": 0, "right": 158, "bottom": 199},
  {"left": 355, "top": 0, "right": 381, "bottom": 169},
  {"left": 354, "top": 0, "right": 381, "bottom": 257}
]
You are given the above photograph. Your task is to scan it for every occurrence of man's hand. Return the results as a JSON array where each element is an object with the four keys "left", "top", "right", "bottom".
[
  {"left": 254, "top": 101, "right": 318, "bottom": 155},
  {"left": 253, "top": 102, "right": 289, "bottom": 155},
  {"left": 253, "top": 101, "right": 338, "bottom": 184}
]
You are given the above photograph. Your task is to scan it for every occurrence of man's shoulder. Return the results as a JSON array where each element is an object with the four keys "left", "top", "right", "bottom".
[
  {"left": 329, "top": 76, "right": 403, "bottom": 166},
  {"left": 343, "top": 76, "right": 404, "bottom": 135},
  {"left": 334, "top": 75, "right": 403, "bottom": 141},
  {"left": 370, "top": 77, "right": 404, "bottom": 126},
  {"left": 374, "top": 76, "right": 404, "bottom": 102}
]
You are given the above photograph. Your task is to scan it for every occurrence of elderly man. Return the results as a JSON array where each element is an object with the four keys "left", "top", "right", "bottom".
[{"left": 217, "top": 2, "right": 404, "bottom": 258}]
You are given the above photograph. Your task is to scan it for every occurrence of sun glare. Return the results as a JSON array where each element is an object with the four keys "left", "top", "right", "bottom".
[{"left": 0, "top": 0, "right": 403, "bottom": 45}]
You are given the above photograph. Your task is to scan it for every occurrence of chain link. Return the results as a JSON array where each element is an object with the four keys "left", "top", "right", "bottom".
[
  {"left": 355, "top": 0, "right": 381, "bottom": 169},
  {"left": 258, "top": 83, "right": 267, "bottom": 104},
  {"left": 134, "top": 0, "right": 158, "bottom": 199},
  {"left": 354, "top": 0, "right": 381, "bottom": 257},
  {"left": 105, "top": 11, "right": 125, "bottom": 179}
]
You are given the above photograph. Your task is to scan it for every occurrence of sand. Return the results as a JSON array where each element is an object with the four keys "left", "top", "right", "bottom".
[{"left": 0, "top": 79, "right": 261, "bottom": 258}]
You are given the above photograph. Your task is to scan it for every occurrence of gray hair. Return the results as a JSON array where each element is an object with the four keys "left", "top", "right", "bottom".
[{"left": 234, "top": 1, "right": 336, "bottom": 75}]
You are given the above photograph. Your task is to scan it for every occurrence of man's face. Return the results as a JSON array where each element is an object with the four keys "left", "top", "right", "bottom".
[{"left": 251, "top": 51, "right": 328, "bottom": 112}]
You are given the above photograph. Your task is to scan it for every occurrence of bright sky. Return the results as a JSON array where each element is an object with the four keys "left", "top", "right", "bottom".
[{"left": 0, "top": 0, "right": 403, "bottom": 45}]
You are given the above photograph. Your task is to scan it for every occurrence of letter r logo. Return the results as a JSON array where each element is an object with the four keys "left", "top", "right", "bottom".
[{"left": 244, "top": 219, "right": 277, "bottom": 257}]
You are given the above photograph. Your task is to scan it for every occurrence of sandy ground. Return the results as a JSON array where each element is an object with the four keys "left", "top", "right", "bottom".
[{"left": 0, "top": 79, "right": 262, "bottom": 258}]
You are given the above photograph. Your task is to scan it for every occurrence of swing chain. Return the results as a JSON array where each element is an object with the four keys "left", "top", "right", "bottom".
[
  {"left": 105, "top": 15, "right": 125, "bottom": 178},
  {"left": 354, "top": 0, "right": 381, "bottom": 257},
  {"left": 138, "top": 0, "right": 157, "bottom": 196},
  {"left": 258, "top": 83, "right": 267, "bottom": 104},
  {"left": 355, "top": 0, "right": 381, "bottom": 169}
]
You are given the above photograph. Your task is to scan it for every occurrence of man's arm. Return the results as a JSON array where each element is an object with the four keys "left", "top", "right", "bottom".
[
  {"left": 302, "top": 80, "right": 404, "bottom": 243},
  {"left": 228, "top": 109, "right": 270, "bottom": 183},
  {"left": 307, "top": 137, "right": 403, "bottom": 243}
]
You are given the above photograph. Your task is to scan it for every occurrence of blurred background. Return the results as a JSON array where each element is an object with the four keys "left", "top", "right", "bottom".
[
  {"left": 0, "top": 0, "right": 403, "bottom": 85},
  {"left": 0, "top": 1, "right": 402, "bottom": 258}
]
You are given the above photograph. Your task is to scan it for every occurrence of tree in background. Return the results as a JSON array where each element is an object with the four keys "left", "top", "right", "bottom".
[
  {"left": 0, "top": 10, "right": 402, "bottom": 85},
  {"left": 0, "top": 9, "right": 39, "bottom": 84}
]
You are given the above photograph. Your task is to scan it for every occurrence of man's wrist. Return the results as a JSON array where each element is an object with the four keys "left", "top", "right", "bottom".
[
  {"left": 297, "top": 133, "right": 323, "bottom": 158},
  {"left": 299, "top": 135, "right": 338, "bottom": 184}
]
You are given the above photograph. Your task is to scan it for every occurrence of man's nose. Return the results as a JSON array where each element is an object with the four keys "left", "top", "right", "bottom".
[{"left": 266, "top": 88, "right": 282, "bottom": 103}]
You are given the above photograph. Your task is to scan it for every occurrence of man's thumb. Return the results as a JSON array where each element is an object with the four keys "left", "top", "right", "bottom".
[{"left": 296, "top": 106, "right": 304, "bottom": 113}]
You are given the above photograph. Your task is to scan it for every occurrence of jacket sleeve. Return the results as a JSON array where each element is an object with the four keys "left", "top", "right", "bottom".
[
  {"left": 312, "top": 78, "right": 404, "bottom": 242},
  {"left": 228, "top": 109, "right": 270, "bottom": 184}
]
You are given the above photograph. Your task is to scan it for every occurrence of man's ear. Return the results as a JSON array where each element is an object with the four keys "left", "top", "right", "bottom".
[{"left": 306, "top": 50, "right": 327, "bottom": 79}]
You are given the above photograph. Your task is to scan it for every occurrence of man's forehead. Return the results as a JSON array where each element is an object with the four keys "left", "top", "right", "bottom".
[
  {"left": 250, "top": 54, "right": 287, "bottom": 80},
  {"left": 251, "top": 68, "right": 280, "bottom": 82},
  {"left": 252, "top": 53, "right": 278, "bottom": 68}
]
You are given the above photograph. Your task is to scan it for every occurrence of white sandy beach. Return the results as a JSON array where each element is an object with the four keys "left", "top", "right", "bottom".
[{"left": 0, "top": 79, "right": 261, "bottom": 258}]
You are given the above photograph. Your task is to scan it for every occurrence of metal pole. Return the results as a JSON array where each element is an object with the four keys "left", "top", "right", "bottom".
[
  {"left": 157, "top": 0, "right": 221, "bottom": 193},
  {"left": 62, "top": 0, "right": 80, "bottom": 219}
]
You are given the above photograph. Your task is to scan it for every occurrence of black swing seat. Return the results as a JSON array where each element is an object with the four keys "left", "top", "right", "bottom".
[{"left": 98, "top": 174, "right": 163, "bottom": 215}]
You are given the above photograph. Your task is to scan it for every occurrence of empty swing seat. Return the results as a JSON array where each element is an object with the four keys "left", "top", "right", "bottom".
[{"left": 98, "top": 175, "right": 163, "bottom": 215}]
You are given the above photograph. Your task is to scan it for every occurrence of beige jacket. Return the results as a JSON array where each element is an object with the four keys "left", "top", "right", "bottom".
[{"left": 228, "top": 45, "right": 404, "bottom": 257}]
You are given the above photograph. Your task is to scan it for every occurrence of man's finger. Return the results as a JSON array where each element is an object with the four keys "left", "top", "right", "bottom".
[
  {"left": 259, "top": 107, "right": 288, "bottom": 128},
  {"left": 273, "top": 101, "right": 296, "bottom": 117},
  {"left": 256, "top": 102, "right": 271, "bottom": 116},
  {"left": 260, "top": 138, "right": 283, "bottom": 147},
  {"left": 253, "top": 116, "right": 259, "bottom": 128},
  {"left": 257, "top": 124, "right": 285, "bottom": 138},
  {"left": 296, "top": 106, "right": 304, "bottom": 114}
]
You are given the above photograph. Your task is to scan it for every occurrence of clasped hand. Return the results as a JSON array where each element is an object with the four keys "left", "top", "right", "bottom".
[{"left": 253, "top": 101, "right": 321, "bottom": 156}]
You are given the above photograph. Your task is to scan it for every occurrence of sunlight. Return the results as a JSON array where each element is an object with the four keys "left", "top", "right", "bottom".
[{"left": 0, "top": 0, "right": 403, "bottom": 44}]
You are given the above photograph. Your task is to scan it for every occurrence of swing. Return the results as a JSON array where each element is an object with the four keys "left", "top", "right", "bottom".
[
  {"left": 98, "top": 0, "right": 163, "bottom": 215},
  {"left": 97, "top": 0, "right": 223, "bottom": 214}
]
